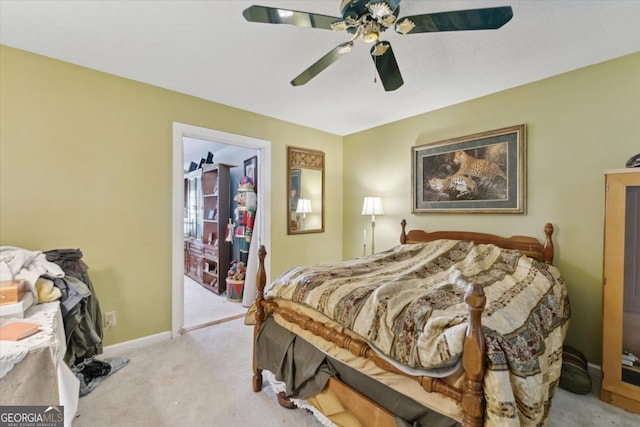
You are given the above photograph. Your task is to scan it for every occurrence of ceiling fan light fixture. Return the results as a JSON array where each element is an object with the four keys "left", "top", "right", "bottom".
[
  {"left": 380, "top": 15, "right": 396, "bottom": 27},
  {"left": 368, "top": 2, "right": 393, "bottom": 19},
  {"left": 371, "top": 41, "right": 389, "bottom": 57},
  {"left": 337, "top": 42, "right": 354, "bottom": 54},
  {"left": 362, "top": 20, "right": 381, "bottom": 43},
  {"left": 331, "top": 20, "right": 348, "bottom": 31},
  {"left": 395, "top": 18, "right": 415, "bottom": 35},
  {"left": 362, "top": 31, "right": 380, "bottom": 43}
]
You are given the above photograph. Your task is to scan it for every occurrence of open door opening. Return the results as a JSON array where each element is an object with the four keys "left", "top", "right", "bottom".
[{"left": 172, "top": 123, "right": 271, "bottom": 337}]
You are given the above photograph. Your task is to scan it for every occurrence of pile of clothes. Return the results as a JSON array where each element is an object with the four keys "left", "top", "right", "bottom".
[
  {"left": 0, "top": 246, "right": 128, "bottom": 395},
  {"left": 43, "top": 249, "right": 103, "bottom": 364}
]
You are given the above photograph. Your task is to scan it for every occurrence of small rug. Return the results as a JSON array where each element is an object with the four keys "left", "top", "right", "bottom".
[{"left": 74, "top": 357, "right": 129, "bottom": 396}]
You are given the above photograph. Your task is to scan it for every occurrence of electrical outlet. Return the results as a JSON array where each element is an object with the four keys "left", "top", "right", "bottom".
[{"left": 104, "top": 311, "right": 116, "bottom": 329}]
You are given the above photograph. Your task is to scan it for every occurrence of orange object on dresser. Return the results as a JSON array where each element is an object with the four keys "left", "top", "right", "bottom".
[
  {"left": 0, "top": 321, "right": 40, "bottom": 341},
  {"left": 0, "top": 279, "right": 27, "bottom": 305}
]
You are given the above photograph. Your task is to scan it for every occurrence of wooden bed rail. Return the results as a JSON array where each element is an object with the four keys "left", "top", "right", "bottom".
[
  {"left": 251, "top": 244, "right": 488, "bottom": 427},
  {"left": 400, "top": 219, "right": 555, "bottom": 264}
]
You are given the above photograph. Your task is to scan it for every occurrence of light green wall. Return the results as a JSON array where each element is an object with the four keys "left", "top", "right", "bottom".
[
  {"left": 2, "top": 45, "right": 638, "bottom": 363},
  {"left": 0, "top": 45, "right": 343, "bottom": 345},
  {"left": 343, "top": 53, "right": 640, "bottom": 364}
]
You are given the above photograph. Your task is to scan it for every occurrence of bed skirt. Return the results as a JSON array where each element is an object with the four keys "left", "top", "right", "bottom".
[{"left": 256, "top": 317, "right": 460, "bottom": 427}]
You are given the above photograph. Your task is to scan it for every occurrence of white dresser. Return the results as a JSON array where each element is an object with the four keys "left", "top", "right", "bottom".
[{"left": 0, "top": 301, "right": 79, "bottom": 426}]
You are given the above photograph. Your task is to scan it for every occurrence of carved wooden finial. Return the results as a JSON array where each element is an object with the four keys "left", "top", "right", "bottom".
[
  {"left": 256, "top": 245, "right": 267, "bottom": 293},
  {"left": 464, "top": 282, "right": 486, "bottom": 312},
  {"left": 543, "top": 223, "right": 554, "bottom": 264},
  {"left": 400, "top": 219, "right": 407, "bottom": 244}
]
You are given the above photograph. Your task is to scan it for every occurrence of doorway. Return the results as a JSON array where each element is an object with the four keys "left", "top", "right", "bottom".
[
  {"left": 172, "top": 123, "right": 271, "bottom": 337},
  {"left": 182, "top": 137, "right": 257, "bottom": 330}
]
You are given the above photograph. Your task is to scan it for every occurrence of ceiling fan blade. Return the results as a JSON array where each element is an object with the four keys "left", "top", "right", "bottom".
[
  {"left": 370, "top": 41, "right": 403, "bottom": 92},
  {"left": 291, "top": 42, "right": 353, "bottom": 87},
  {"left": 395, "top": 6, "right": 513, "bottom": 35},
  {"left": 243, "top": 5, "right": 340, "bottom": 30}
]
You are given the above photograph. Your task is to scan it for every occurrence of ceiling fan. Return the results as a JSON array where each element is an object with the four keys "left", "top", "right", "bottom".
[{"left": 243, "top": 0, "right": 513, "bottom": 91}]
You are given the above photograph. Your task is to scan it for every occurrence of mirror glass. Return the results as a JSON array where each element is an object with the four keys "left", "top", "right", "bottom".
[{"left": 287, "top": 147, "right": 324, "bottom": 234}]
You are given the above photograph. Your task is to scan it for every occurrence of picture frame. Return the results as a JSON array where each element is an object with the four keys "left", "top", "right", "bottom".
[
  {"left": 412, "top": 124, "right": 526, "bottom": 214},
  {"left": 244, "top": 155, "right": 258, "bottom": 191}
]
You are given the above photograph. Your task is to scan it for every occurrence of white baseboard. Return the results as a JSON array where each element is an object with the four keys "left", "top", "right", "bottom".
[
  {"left": 587, "top": 362, "right": 602, "bottom": 394},
  {"left": 588, "top": 362, "right": 602, "bottom": 375},
  {"left": 102, "top": 331, "right": 172, "bottom": 357}
]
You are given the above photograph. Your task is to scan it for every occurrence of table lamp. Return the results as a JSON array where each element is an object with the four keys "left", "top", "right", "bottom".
[{"left": 361, "top": 197, "right": 383, "bottom": 255}]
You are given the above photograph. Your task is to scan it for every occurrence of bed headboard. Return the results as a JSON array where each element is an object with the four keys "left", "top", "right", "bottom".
[{"left": 399, "top": 219, "right": 554, "bottom": 264}]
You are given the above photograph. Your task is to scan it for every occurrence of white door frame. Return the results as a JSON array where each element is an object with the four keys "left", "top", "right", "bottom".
[{"left": 172, "top": 122, "right": 271, "bottom": 337}]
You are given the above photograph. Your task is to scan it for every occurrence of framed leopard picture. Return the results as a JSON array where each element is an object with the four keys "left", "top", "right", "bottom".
[{"left": 412, "top": 124, "right": 526, "bottom": 214}]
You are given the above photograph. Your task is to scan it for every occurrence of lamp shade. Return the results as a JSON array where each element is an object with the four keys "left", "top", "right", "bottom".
[
  {"left": 296, "top": 199, "right": 312, "bottom": 214},
  {"left": 361, "top": 197, "right": 383, "bottom": 216}
]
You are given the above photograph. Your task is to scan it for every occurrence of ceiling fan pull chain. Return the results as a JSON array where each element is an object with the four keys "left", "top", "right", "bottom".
[{"left": 374, "top": 56, "right": 377, "bottom": 84}]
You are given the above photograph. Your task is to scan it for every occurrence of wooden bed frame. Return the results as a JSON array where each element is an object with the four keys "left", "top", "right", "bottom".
[{"left": 252, "top": 220, "right": 555, "bottom": 427}]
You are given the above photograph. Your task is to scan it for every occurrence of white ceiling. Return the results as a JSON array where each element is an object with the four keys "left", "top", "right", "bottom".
[{"left": 1, "top": 1, "right": 639, "bottom": 136}]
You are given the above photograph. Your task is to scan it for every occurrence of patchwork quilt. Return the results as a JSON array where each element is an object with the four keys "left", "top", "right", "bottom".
[{"left": 265, "top": 240, "right": 571, "bottom": 426}]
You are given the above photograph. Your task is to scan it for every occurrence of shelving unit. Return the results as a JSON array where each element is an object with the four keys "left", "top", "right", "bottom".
[
  {"left": 601, "top": 169, "right": 640, "bottom": 414},
  {"left": 184, "top": 163, "right": 232, "bottom": 294}
]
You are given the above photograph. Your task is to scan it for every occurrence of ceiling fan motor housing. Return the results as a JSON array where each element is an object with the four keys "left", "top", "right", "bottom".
[{"left": 340, "top": 0, "right": 401, "bottom": 23}]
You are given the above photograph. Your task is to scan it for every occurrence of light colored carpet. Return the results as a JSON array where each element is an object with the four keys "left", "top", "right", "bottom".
[
  {"left": 549, "top": 366, "right": 639, "bottom": 426},
  {"left": 74, "top": 318, "right": 640, "bottom": 426},
  {"left": 74, "top": 318, "right": 323, "bottom": 427},
  {"left": 183, "top": 275, "right": 247, "bottom": 330}
]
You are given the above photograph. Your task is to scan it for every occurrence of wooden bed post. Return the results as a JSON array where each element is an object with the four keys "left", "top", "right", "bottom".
[
  {"left": 543, "top": 223, "right": 554, "bottom": 264},
  {"left": 400, "top": 219, "right": 408, "bottom": 244},
  {"left": 461, "top": 282, "right": 487, "bottom": 427},
  {"left": 252, "top": 245, "right": 267, "bottom": 392}
]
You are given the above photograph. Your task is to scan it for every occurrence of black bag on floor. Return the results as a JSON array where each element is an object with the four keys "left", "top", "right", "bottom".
[{"left": 559, "top": 345, "right": 592, "bottom": 394}]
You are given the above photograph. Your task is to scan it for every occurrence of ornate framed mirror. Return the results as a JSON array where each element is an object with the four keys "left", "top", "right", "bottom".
[{"left": 287, "top": 146, "right": 325, "bottom": 235}]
